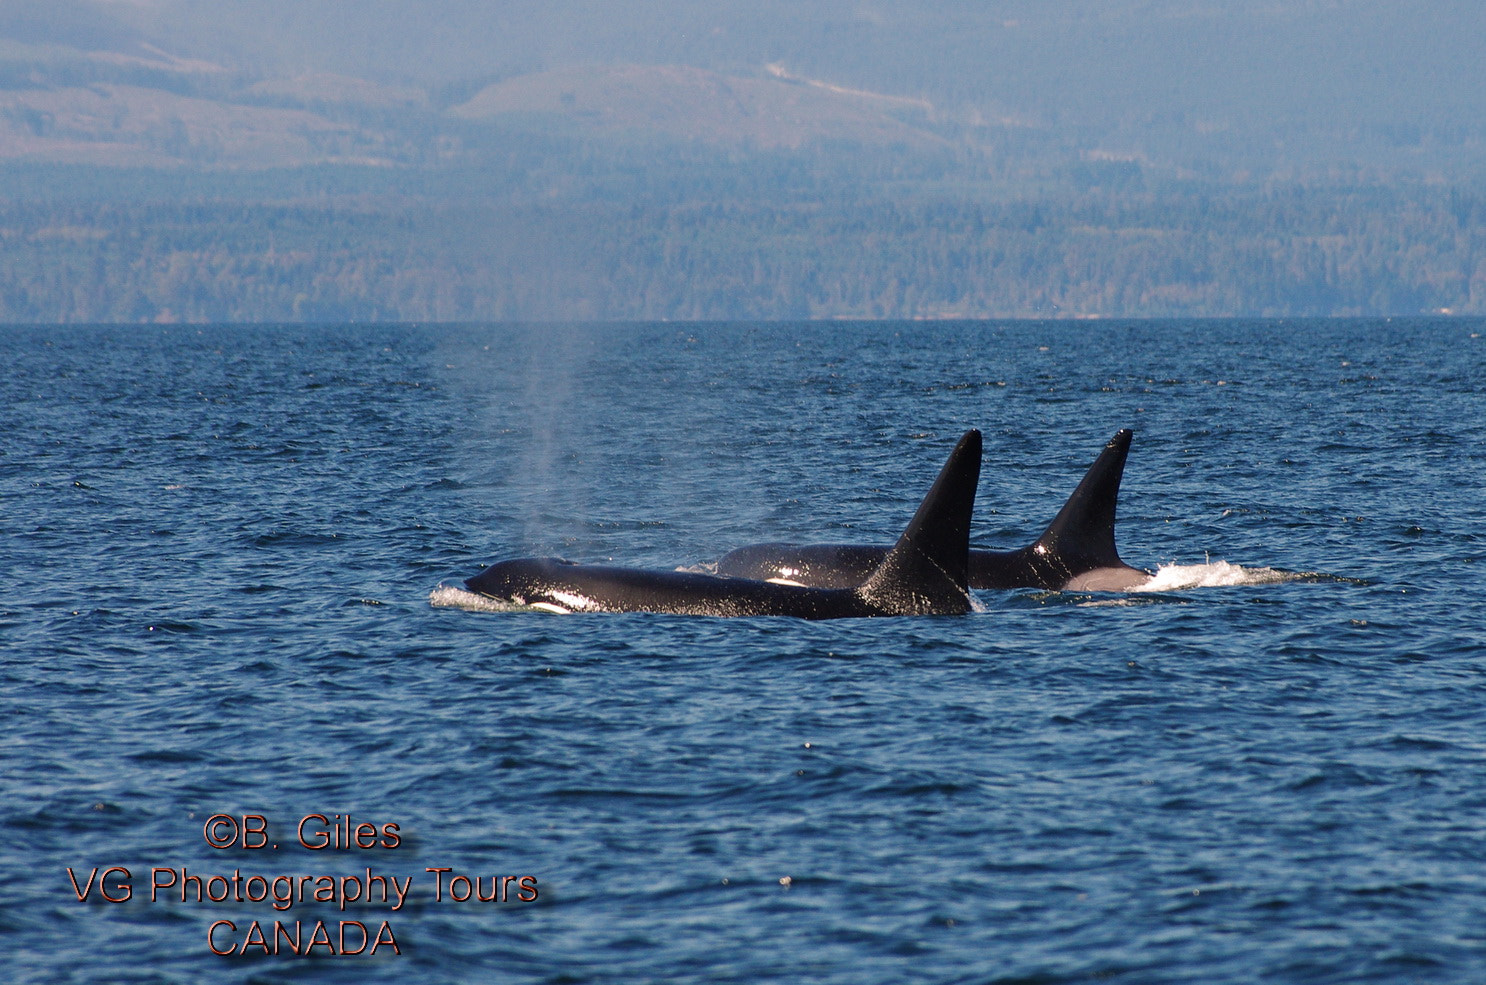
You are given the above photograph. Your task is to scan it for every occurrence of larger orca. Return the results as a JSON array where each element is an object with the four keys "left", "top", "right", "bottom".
[
  {"left": 715, "top": 429, "right": 1149, "bottom": 592},
  {"left": 463, "top": 429, "right": 982, "bottom": 618}
]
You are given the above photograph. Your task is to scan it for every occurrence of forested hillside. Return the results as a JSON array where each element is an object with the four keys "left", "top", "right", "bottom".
[
  {"left": 4, "top": 0, "right": 1486, "bottom": 321},
  {"left": 5, "top": 183, "right": 1483, "bottom": 322}
]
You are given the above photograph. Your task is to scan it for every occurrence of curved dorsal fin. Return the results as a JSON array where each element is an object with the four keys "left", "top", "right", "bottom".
[
  {"left": 857, "top": 429, "right": 981, "bottom": 614},
  {"left": 1030, "top": 428, "right": 1132, "bottom": 574}
]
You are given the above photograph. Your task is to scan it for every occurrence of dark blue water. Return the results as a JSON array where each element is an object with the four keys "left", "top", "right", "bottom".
[{"left": 3, "top": 320, "right": 1484, "bottom": 984}]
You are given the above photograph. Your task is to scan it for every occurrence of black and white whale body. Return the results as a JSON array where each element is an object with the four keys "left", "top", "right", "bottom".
[
  {"left": 464, "top": 430, "right": 982, "bottom": 618},
  {"left": 715, "top": 429, "right": 1149, "bottom": 592}
]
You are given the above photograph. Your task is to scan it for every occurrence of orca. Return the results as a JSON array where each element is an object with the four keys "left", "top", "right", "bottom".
[
  {"left": 463, "top": 430, "right": 982, "bottom": 618},
  {"left": 715, "top": 429, "right": 1150, "bottom": 592}
]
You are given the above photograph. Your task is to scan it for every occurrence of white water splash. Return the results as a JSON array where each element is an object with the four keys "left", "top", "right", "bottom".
[
  {"left": 429, "top": 585, "right": 563, "bottom": 613},
  {"left": 1130, "top": 560, "right": 1308, "bottom": 591}
]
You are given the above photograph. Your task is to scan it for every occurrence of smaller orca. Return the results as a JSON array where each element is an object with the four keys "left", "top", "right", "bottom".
[
  {"left": 715, "top": 429, "right": 1149, "bottom": 592},
  {"left": 463, "top": 430, "right": 982, "bottom": 618}
]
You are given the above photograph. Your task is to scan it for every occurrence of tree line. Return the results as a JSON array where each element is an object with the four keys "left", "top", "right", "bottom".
[{"left": 3, "top": 184, "right": 1484, "bottom": 323}]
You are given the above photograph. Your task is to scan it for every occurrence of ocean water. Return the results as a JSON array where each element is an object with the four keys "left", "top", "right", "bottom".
[{"left": 3, "top": 319, "right": 1484, "bottom": 984}]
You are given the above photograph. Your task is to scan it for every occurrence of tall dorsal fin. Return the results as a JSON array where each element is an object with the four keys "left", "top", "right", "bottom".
[
  {"left": 1029, "top": 428, "right": 1132, "bottom": 573},
  {"left": 856, "top": 429, "right": 981, "bottom": 614}
]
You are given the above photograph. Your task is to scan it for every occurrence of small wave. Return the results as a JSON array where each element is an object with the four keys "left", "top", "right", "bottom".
[
  {"left": 1077, "top": 596, "right": 1163, "bottom": 608},
  {"left": 1131, "top": 560, "right": 1313, "bottom": 591}
]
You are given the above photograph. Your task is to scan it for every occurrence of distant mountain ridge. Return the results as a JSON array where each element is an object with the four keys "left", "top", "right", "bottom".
[
  {"left": 0, "top": 57, "right": 956, "bottom": 167},
  {"left": 449, "top": 63, "right": 947, "bottom": 150},
  {"left": 2, "top": 0, "right": 1484, "bottom": 179}
]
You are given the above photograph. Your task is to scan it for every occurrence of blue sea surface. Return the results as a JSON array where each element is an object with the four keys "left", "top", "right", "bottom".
[{"left": 3, "top": 319, "right": 1484, "bottom": 984}]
